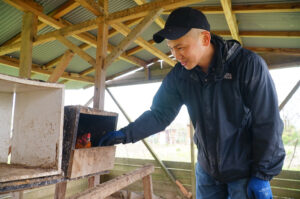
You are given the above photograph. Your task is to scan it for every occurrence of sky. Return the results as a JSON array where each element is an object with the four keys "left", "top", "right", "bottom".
[{"left": 65, "top": 66, "right": 300, "bottom": 129}]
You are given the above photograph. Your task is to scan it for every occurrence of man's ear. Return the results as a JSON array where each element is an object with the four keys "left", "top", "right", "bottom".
[{"left": 201, "top": 31, "right": 211, "bottom": 46}]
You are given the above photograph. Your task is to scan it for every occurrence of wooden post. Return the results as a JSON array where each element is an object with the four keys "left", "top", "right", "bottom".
[
  {"left": 54, "top": 181, "right": 67, "bottom": 199},
  {"left": 47, "top": 50, "right": 74, "bottom": 83},
  {"left": 93, "top": 0, "right": 108, "bottom": 110},
  {"left": 19, "top": 11, "right": 37, "bottom": 78},
  {"left": 142, "top": 175, "right": 153, "bottom": 199}
]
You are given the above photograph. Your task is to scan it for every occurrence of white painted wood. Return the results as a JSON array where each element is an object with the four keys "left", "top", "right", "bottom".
[
  {"left": 11, "top": 88, "right": 64, "bottom": 170},
  {"left": 0, "top": 73, "right": 64, "bottom": 93},
  {"left": 0, "top": 163, "right": 60, "bottom": 182},
  {"left": 0, "top": 93, "right": 13, "bottom": 163}
]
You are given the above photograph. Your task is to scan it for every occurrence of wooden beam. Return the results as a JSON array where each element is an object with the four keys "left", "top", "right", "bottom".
[
  {"left": 105, "top": 9, "right": 163, "bottom": 69},
  {"left": 134, "top": 0, "right": 165, "bottom": 28},
  {"left": 126, "top": 39, "right": 155, "bottom": 56},
  {"left": 75, "top": 0, "right": 104, "bottom": 16},
  {"left": 1, "top": 0, "right": 80, "bottom": 46},
  {"left": 67, "top": 165, "right": 154, "bottom": 199},
  {"left": 143, "top": 175, "right": 153, "bottom": 199},
  {"left": 19, "top": 12, "right": 37, "bottom": 78},
  {"left": 107, "top": 0, "right": 204, "bottom": 24},
  {"left": 111, "top": 22, "right": 176, "bottom": 66},
  {"left": 0, "top": 56, "right": 94, "bottom": 83},
  {"left": 163, "top": 3, "right": 300, "bottom": 14},
  {"left": 245, "top": 47, "right": 300, "bottom": 55},
  {"left": 54, "top": 181, "right": 67, "bottom": 199},
  {"left": 47, "top": 50, "right": 74, "bottom": 83},
  {"left": 44, "top": 43, "right": 90, "bottom": 69},
  {"left": 93, "top": 0, "right": 109, "bottom": 110},
  {"left": 220, "top": 0, "right": 242, "bottom": 44},
  {"left": 56, "top": 35, "right": 96, "bottom": 67}
]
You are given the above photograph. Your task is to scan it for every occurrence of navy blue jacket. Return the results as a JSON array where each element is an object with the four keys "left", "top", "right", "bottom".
[{"left": 121, "top": 35, "right": 285, "bottom": 182}]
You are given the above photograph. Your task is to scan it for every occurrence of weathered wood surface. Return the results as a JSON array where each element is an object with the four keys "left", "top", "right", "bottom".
[
  {"left": 68, "top": 146, "right": 116, "bottom": 179},
  {"left": 68, "top": 164, "right": 154, "bottom": 199},
  {"left": 103, "top": 158, "right": 300, "bottom": 199}
]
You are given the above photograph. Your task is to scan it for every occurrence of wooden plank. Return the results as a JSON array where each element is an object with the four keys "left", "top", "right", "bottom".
[
  {"left": 220, "top": 0, "right": 242, "bottom": 44},
  {"left": 105, "top": 8, "right": 164, "bottom": 69},
  {"left": 164, "top": 3, "right": 300, "bottom": 14},
  {"left": 48, "top": 50, "right": 74, "bottom": 83},
  {"left": 75, "top": 0, "right": 104, "bottom": 16},
  {"left": 11, "top": 191, "right": 23, "bottom": 199},
  {"left": 19, "top": 12, "right": 37, "bottom": 78},
  {"left": 67, "top": 165, "right": 154, "bottom": 199},
  {"left": 0, "top": 163, "right": 61, "bottom": 183},
  {"left": 67, "top": 147, "right": 116, "bottom": 179},
  {"left": 276, "top": 170, "right": 300, "bottom": 181},
  {"left": 111, "top": 22, "right": 176, "bottom": 66},
  {"left": 126, "top": 39, "right": 155, "bottom": 56},
  {"left": 143, "top": 175, "right": 153, "bottom": 199},
  {"left": 56, "top": 35, "right": 96, "bottom": 67},
  {"left": 0, "top": 56, "right": 94, "bottom": 84},
  {"left": 0, "top": 93, "right": 13, "bottom": 163},
  {"left": 107, "top": 0, "right": 204, "bottom": 24},
  {"left": 271, "top": 178, "right": 300, "bottom": 190},
  {"left": 54, "top": 181, "right": 67, "bottom": 199},
  {"left": 272, "top": 187, "right": 300, "bottom": 198},
  {"left": 11, "top": 86, "right": 64, "bottom": 170}
]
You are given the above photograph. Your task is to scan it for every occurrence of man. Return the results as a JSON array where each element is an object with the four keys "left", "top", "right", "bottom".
[{"left": 99, "top": 7, "right": 285, "bottom": 199}]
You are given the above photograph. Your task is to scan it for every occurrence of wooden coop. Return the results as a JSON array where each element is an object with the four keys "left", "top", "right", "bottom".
[{"left": 0, "top": 0, "right": 299, "bottom": 198}]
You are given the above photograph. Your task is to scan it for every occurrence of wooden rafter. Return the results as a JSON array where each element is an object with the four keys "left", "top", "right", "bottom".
[
  {"left": 1, "top": 0, "right": 80, "bottom": 46},
  {"left": 105, "top": 9, "right": 164, "bottom": 69},
  {"left": 220, "top": 0, "right": 242, "bottom": 44},
  {"left": 111, "top": 22, "right": 176, "bottom": 66},
  {"left": 75, "top": 0, "right": 104, "bottom": 16},
  {"left": 2, "top": 0, "right": 146, "bottom": 68},
  {"left": 107, "top": 0, "right": 204, "bottom": 24},
  {"left": 0, "top": 56, "right": 94, "bottom": 83},
  {"left": 44, "top": 43, "right": 90, "bottom": 69},
  {"left": 19, "top": 11, "right": 37, "bottom": 78},
  {"left": 134, "top": 0, "right": 165, "bottom": 28},
  {"left": 56, "top": 35, "right": 96, "bottom": 67},
  {"left": 163, "top": 2, "right": 300, "bottom": 14},
  {"left": 47, "top": 50, "right": 74, "bottom": 83}
]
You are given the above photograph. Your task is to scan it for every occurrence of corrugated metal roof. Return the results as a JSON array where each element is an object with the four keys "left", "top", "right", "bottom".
[
  {"left": 62, "top": 6, "right": 96, "bottom": 25},
  {"left": 108, "top": 0, "right": 137, "bottom": 13},
  {"left": 0, "top": 1, "right": 22, "bottom": 45}
]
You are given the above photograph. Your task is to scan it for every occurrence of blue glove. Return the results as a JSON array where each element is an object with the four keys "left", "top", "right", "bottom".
[
  {"left": 98, "top": 130, "right": 126, "bottom": 146},
  {"left": 247, "top": 177, "right": 272, "bottom": 199}
]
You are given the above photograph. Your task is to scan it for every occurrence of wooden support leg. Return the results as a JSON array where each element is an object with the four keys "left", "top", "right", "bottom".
[
  {"left": 142, "top": 175, "right": 153, "bottom": 199},
  {"left": 11, "top": 191, "right": 23, "bottom": 199},
  {"left": 55, "top": 181, "right": 67, "bottom": 199}
]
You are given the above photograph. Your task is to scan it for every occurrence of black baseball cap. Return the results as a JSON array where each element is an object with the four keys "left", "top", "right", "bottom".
[{"left": 153, "top": 7, "right": 210, "bottom": 43}]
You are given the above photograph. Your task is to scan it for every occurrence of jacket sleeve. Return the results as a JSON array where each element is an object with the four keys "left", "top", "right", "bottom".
[
  {"left": 240, "top": 53, "right": 285, "bottom": 180},
  {"left": 121, "top": 67, "right": 183, "bottom": 143}
]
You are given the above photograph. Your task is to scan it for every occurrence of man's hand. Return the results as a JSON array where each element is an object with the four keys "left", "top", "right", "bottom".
[
  {"left": 98, "top": 130, "right": 126, "bottom": 146},
  {"left": 247, "top": 177, "right": 272, "bottom": 199}
]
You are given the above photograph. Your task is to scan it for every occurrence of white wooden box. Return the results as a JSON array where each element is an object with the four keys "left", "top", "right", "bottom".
[{"left": 0, "top": 74, "right": 64, "bottom": 182}]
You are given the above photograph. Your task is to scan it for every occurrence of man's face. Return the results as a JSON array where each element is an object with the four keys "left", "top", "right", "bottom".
[{"left": 167, "top": 29, "right": 206, "bottom": 70}]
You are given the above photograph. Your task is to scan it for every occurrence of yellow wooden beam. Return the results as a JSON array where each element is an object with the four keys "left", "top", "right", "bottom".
[
  {"left": 0, "top": 56, "right": 94, "bottom": 83},
  {"left": 75, "top": 0, "right": 104, "bottom": 16},
  {"left": 134, "top": 0, "right": 165, "bottom": 28},
  {"left": 47, "top": 50, "right": 74, "bottom": 83},
  {"left": 220, "top": 0, "right": 242, "bottom": 44},
  {"left": 105, "top": 9, "right": 163, "bottom": 69},
  {"left": 163, "top": 3, "right": 300, "bottom": 14},
  {"left": 19, "top": 12, "right": 37, "bottom": 78},
  {"left": 107, "top": 0, "right": 204, "bottom": 24},
  {"left": 56, "top": 35, "right": 96, "bottom": 67},
  {"left": 111, "top": 22, "right": 176, "bottom": 66}
]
